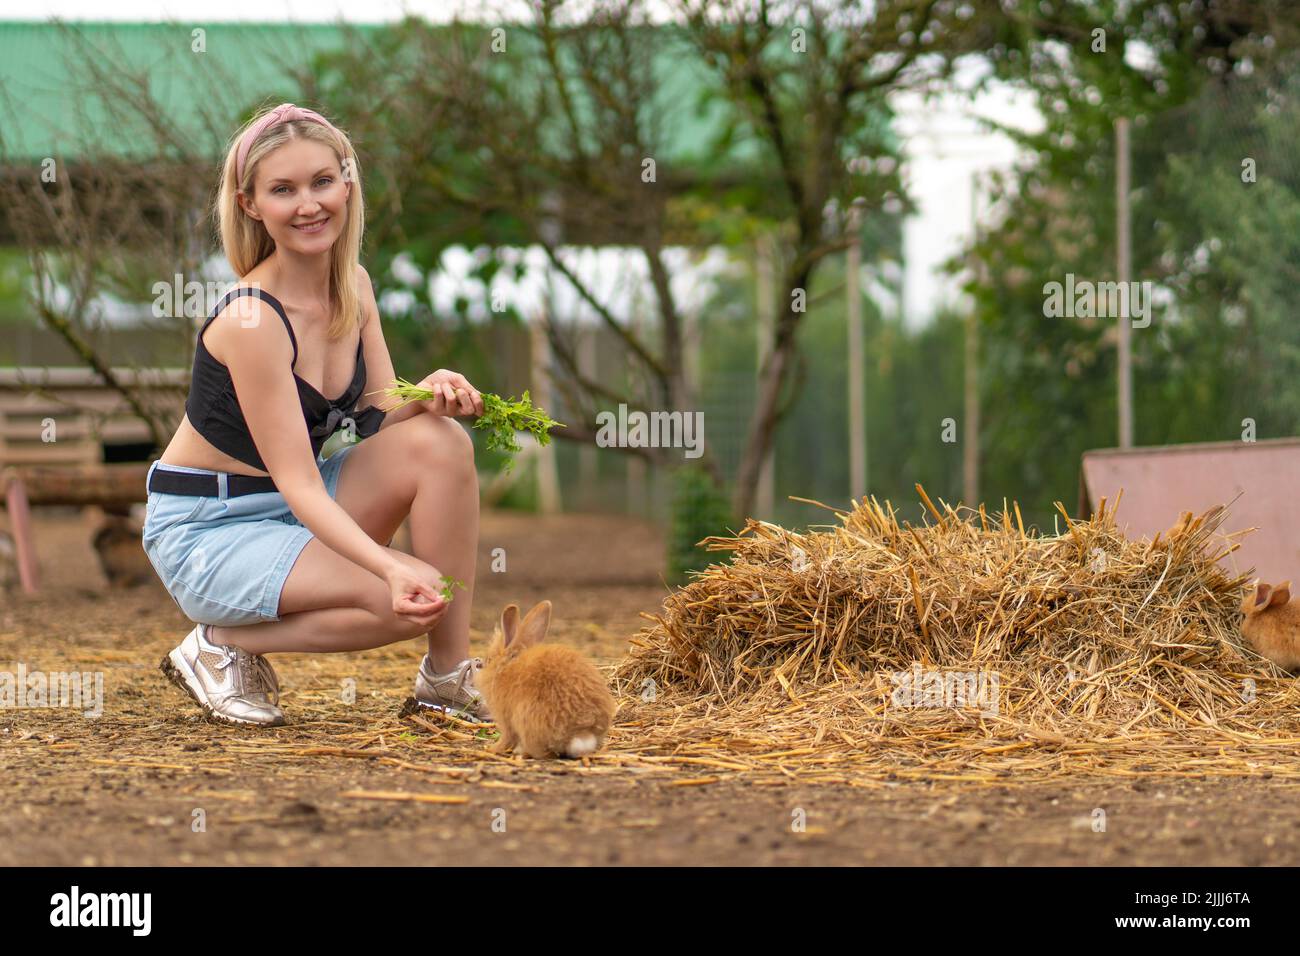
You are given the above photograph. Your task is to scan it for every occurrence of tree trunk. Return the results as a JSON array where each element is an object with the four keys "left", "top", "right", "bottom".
[{"left": 731, "top": 258, "right": 814, "bottom": 518}]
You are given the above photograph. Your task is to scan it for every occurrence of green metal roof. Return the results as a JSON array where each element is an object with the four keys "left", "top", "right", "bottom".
[
  {"left": 0, "top": 20, "right": 381, "bottom": 160},
  {"left": 0, "top": 18, "right": 904, "bottom": 208},
  {"left": 0, "top": 19, "right": 829, "bottom": 167}
]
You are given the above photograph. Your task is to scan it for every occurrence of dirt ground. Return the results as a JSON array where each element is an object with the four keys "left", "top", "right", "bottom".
[{"left": 3, "top": 506, "right": 1300, "bottom": 866}]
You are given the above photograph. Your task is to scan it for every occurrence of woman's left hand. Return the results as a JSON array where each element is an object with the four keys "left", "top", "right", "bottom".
[{"left": 411, "top": 369, "right": 485, "bottom": 418}]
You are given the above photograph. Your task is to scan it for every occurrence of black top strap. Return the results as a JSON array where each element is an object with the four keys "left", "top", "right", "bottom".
[{"left": 205, "top": 286, "right": 299, "bottom": 368}]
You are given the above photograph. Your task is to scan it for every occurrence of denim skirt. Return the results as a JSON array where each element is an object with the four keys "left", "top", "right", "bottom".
[{"left": 141, "top": 444, "right": 356, "bottom": 627}]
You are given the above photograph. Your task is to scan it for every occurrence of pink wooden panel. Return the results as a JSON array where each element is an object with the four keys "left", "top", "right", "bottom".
[
  {"left": 4, "top": 476, "right": 40, "bottom": 594},
  {"left": 1081, "top": 438, "right": 1300, "bottom": 586}
]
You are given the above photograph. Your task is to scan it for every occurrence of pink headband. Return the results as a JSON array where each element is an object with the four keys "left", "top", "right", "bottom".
[{"left": 236, "top": 102, "right": 344, "bottom": 185}]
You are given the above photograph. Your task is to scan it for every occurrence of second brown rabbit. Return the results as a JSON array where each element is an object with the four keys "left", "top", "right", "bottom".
[
  {"left": 1240, "top": 579, "right": 1300, "bottom": 671},
  {"left": 477, "top": 600, "right": 616, "bottom": 759}
]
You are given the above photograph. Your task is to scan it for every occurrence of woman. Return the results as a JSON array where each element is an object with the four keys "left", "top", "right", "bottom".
[{"left": 143, "top": 102, "right": 490, "bottom": 727}]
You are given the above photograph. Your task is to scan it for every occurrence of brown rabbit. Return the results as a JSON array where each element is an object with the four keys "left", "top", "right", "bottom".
[
  {"left": 1240, "top": 579, "right": 1300, "bottom": 671},
  {"left": 477, "top": 601, "right": 616, "bottom": 759}
]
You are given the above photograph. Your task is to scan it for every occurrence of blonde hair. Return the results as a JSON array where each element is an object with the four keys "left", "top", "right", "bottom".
[{"left": 215, "top": 104, "right": 364, "bottom": 340}]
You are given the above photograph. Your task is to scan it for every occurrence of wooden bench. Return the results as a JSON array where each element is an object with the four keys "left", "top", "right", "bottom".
[
  {"left": 1, "top": 462, "right": 153, "bottom": 593},
  {"left": 0, "top": 366, "right": 185, "bottom": 593}
]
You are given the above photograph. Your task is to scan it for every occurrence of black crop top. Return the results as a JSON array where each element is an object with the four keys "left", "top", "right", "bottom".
[{"left": 185, "top": 286, "right": 386, "bottom": 470}]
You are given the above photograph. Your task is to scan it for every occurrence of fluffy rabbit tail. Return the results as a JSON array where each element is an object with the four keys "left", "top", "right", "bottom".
[{"left": 566, "top": 733, "right": 599, "bottom": 758}]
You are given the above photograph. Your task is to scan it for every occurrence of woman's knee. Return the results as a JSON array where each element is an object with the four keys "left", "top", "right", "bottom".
[{"left": 410, "top": 413, "right": 475, "bottom": 472}]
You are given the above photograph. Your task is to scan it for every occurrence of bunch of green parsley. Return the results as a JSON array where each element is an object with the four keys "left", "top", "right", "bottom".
[{"left": 374, "top": 376, "right": 564, "bottom": 474}]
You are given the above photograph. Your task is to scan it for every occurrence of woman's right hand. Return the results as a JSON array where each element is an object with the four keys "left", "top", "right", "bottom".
[{"left": 383, "top": 555, "right": 451, "bottom": 627}]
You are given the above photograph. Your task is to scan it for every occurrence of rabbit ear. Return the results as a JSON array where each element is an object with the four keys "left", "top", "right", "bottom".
[
  {"left": 500, "top": 604, "right": 520, "bottom": 647},
  {"left": 1271, "top": 581, "right": 1292, "bottom": 607},
  {"left": 1244, "top": 580, "right": 1274, "bottom": 614},
  {"left": 516, "top": 600, "right": 552, "bottom": 648}
]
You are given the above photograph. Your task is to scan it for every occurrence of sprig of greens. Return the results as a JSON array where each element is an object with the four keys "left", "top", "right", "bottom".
[
  {"left": 373, "top": 377, "right": 565, "bottom": 473},
  {"left": 440, "top": 575, "right": 465, "bottom": 602}
]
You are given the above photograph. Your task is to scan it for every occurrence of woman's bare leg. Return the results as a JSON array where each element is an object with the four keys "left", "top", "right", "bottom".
[
  {"left": 208, "top": 413, "right": 479, "bottom": 663},
  {"left": 407, "top": 423, "right": 478, "bottom": 671}
]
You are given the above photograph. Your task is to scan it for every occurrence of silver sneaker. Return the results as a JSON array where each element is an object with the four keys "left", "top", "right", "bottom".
[
  {"left": 412, "top": 655, "right": 492, "bottom": 722},
  {"left": 160, "top": 623, "right": 286, "bottom": 727}
]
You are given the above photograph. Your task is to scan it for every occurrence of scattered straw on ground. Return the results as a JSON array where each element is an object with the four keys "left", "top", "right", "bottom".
[
  {"left": 7, "top": 496, "right": 1298, "bottom": 795},
  {"left": 612, "top": 488, "right": 1300, "bottom": 782}
]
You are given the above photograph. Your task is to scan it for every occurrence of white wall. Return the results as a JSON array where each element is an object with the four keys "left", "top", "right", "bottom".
[{"left": 892, "top": 62, "right": 1042, "bottom": 326}]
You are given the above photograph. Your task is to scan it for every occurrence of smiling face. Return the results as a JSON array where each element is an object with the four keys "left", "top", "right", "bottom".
[{"left": 238, "top": 137, "right": 350, "bottom": 255}]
